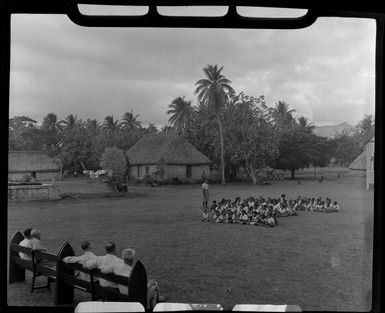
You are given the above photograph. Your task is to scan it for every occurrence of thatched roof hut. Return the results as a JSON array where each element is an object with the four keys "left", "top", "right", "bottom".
[
  {"left": 8, "top": 150, "right": 61, "bottom": 181},
  {"left": 126, "top": 132, "right": 210, "bottom": 181},
  {"left": 348, "top": 151, "right": 366, "bottom": 177},
  {"left": 126, "top": 132, "right": 210, "bottom": 166}
]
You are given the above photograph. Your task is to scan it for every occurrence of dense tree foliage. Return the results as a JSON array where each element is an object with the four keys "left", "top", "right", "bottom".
[
  {"left": 224, "top": 93, "right": 278, "bottom": 184},
  {"left": 9, "top": 65, "right": 373, "bottom": 184},
  {"left": 100, "top": 147, "right": 128, "bottom": 190}
]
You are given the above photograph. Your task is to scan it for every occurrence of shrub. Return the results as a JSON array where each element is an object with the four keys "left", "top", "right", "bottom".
[{"left": 100, "top": 147, "right": 127, "bottom": 191}]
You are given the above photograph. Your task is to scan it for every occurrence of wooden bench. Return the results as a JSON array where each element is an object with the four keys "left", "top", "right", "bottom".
[
  {"left": 56, "top": 242, "right": 148, "bottom": 307},
  {"left": 58, "top": 259, "right": 148, "bottom": 307},
  {"left": 10, "top": 232, "right": 148, "bottom": 307},
  {"left": 31, "top": 249, "right": 57, "bottom": 292},
  {"left": 9, "top": 231, "right": 58, "bottom": 292},
  {"left": 9, "top": 231, "right": 34, "bottom": 283}
]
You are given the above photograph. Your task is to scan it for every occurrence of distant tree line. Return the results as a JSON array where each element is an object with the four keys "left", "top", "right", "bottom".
[{"left": 9, "top": 64, "right": 374, "bottom": 184}]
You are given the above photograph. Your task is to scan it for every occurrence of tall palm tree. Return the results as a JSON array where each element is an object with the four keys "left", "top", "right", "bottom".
[
  {"left": 58, "top": 114, "right": 79, "bottom": 130},
  {"left": 86, "top": 118, "right": 100, "bottom": 130},
  {"left": 167, "top": 96, "right": 193, "bottom": 134},
  {"left": 297, "top": 116, "right": 315, "bottom": 133},
  {"left": 41, "top": 113, "right": 62, "bottom": 131},
  {"left": 41, "top": 113, "right": 62, "bottom": 149},
  {"left": 194, "top": 64, "right": 235, "bottom": 185},
  {"left": 103, "top": 115, "right": 119, "bottom": 132},
  {"left": 273, "top": 101, "right": 296, "bottom": 127},
  {"left": 121, "top": 110, "right": 141, "bottom": 130}
]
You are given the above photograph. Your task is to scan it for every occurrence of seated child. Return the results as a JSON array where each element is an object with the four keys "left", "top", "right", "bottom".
[
  {"left": 320, "top": 201, "right": 326, "bottom": 213},
  {"left": 202, "top": 209, "right": 209, "bottom": 222},
  {"left": 211, "top": 201, "right": 217, "bottom": 211},
  {"left": 249, "top": 213, "right": 257, "bottom": 225},
  {"left": 241, "top": 211, "right": 249, "bottom": 224},
  {"left": 310, "top": 198, "right": 316, "bottom": 211},
  {"left": 331, "top": 201, "right": 340, "bottom": 212},
  {"left": 215, "top": 213, "right": 224, "bottom": 223},
  {"left": 266, "top": 215, "right": 275, "bottom": 227}
]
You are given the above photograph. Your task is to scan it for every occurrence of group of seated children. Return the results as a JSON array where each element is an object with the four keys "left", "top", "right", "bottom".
[
  {"left": 201, "top": 194, "right": 341, "bottom": 225},
  {"left": 294, "top": 196, "right": 341, "bottom": 213},
  {"left": 202, "top": 196, "right": 282, "bottom": 227}
]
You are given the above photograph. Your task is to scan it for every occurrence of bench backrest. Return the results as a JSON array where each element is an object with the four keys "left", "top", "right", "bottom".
[
  {"left": 59, "top": 261, "right": 94, "bottom": 294},
  {"left": 10, "top": 244, "right": 34, "bottom": 268},
  {"left": 92, "top": 268, "right": 131, "bottom": 301},
  {"left": 9, "top": 231, "right": 31, "bottom": 283},
  {"left": 128, "top": 260, "right": 148, "bottom": 307},
  {"left": 32, "top": 250, "right": 58, "bottom": 278},
  {"left": 55, "top": 242, "right": 76, "bottom": 305}
]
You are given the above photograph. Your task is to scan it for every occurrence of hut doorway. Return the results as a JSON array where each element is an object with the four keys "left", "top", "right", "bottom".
[{"left": 186, "top": 165, "right": 192, "bottom": 179}]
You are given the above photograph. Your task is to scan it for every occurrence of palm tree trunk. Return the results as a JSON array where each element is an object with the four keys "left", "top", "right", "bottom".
[{"left": 217, "top": 118, "right": 226, "bottom": 185}]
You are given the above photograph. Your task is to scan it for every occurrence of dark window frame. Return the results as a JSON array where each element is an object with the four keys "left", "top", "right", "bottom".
[{"left": 1, "top": 2, "right": 383, "bottom": 313}]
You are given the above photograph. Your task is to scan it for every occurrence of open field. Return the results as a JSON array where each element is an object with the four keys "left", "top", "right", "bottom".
[{"left": 8, "top": 176, "right": 373, "bottom": 311}]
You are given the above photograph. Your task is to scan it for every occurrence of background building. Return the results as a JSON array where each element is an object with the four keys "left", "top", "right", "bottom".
[
  {"left": 126, "top": 132, "right": 210, "bottom": 182},
  {"left": 8, "top": 150, "right": 62, "bottom": 182},
  {"left": 348, "top": 151, "right": 366, "bottom": 177},
  {"left": 360, "top": 129, "right": 375, "bottom": 189}
]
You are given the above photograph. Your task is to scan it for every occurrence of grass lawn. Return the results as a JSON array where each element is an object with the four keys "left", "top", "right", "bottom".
[{"left": 7, "top": 175, "right": 374, "bottom": 311}]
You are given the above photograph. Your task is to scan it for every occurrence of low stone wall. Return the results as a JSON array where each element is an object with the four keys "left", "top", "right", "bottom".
[{"left": 8, "top": 184, "right": 61, "bottom": 202}]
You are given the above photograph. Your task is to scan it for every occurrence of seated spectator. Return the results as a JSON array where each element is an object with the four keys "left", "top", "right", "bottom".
[
  {"left": 29, "top": 229, "right": 56, "bottom": 267},
  {"left": 86, "top": 241, "right": 122, "bottom": 290},
  {"left": 63, "top": 240, "right": 98, "bottom": 281},
  {"left": 30, "top": 229, "right": 47, "bottom": 252},
  {"left": 19, "top": 228, "right": 33, "bottom": 260},
  {"left": 102, "top": 249, "right": 134, "bottom": 295},
  {"left": 103, "top": 249, "right": 167, "bottom": 309}
]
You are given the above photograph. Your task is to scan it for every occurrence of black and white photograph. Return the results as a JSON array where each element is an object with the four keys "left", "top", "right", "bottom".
[{"left": 4, "top": 4, "right": 380, "bottom": 312}]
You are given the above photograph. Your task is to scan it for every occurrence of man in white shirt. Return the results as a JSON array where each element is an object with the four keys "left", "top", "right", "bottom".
[
  {"left": 19, "top": 228, "right": 33, "bottom": 260},
  {"left": 102, "top": 249, "right": 166, "bottom": 309},
  {"left": 86, "top": 241, "right": 122, "bottom": 289},
  {"left": 102, "top": 248, "right": 134, "bottom": 295},
  {"left": 63, "top": 240, "right": 98, "bottom": 281}
]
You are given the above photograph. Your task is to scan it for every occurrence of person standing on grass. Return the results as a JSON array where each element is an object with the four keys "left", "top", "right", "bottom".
[{"left": 202, "top": 180, "right": 210, "bottom": 210}]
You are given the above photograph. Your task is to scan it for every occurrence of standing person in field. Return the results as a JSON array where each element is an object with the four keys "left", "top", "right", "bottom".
[{"left": 202, "top": 180, "right": 210, "bottom": 210}]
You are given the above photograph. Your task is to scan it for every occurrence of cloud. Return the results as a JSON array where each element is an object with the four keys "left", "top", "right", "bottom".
[{"left": 9, "top": 14, "right": 375, "bottom": 127}]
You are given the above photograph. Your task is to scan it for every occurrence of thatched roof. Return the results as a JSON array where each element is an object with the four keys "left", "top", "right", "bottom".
[
  {"left": 349, "top": 151, "right": 366, "bottom": 171},
  {"left": 126, "top": 132, "right": 211, "bottom": 166},
  {"left": 8, "top": 151, "right": 60, "bottom": 172},
  {"left": 359, "top": 128, "right": 375, "bottom": 148}
]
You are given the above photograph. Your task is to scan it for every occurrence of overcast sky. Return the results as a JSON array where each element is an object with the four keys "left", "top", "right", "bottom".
[{"left": 9, "top": 9, "right": 376, "bottom": 127}]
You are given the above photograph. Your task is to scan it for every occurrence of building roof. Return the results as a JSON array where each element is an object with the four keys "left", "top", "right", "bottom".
[
  {"left": 126, "top": 132, "right": 211, "bottom": 166},
  {"left": 359, "top": 128, "right": 375, "bottom": 148},
  {"left": 8, "top": 150, "right": 61, "bottom": 172},
  {"left": 348, "top": 150, "right": 366, "bottom": 171}
]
